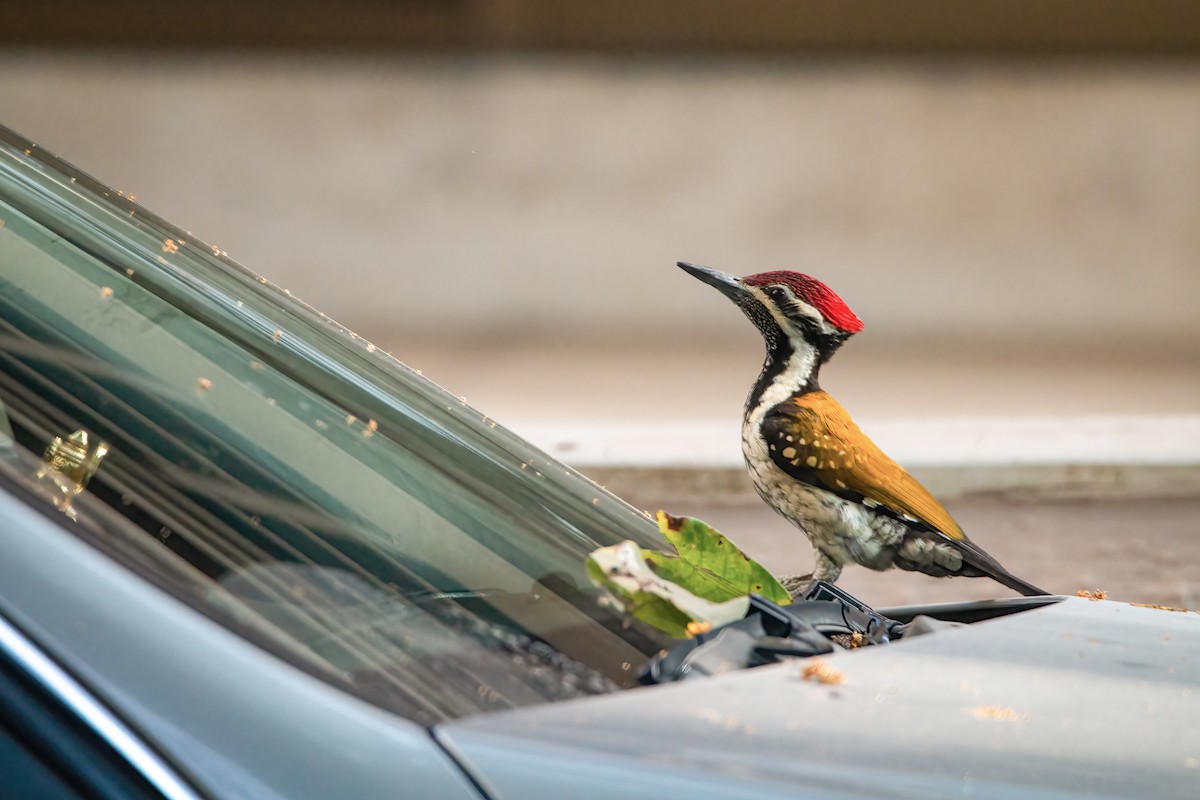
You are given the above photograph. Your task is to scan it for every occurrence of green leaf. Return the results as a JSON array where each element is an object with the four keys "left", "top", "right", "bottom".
[
  {"left": 615, "top": 591, "right": 696, "bottom": 639},
  {"left": 641, "top": 549, "right": 743, "bottom": 602},
  {"left": 656, "top": 511, "right": 792, "bottom": 604},
  {"left": 586, "top": 541, "right": 750, "bottom": 638},
  {"left": 584, "top": 513, "right": 791, "bottom": 639}
]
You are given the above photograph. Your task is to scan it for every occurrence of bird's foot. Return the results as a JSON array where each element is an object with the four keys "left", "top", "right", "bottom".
[
  {"left": 782, "top": 555, "right": 843, "bottom": 600},
  {"left": 780, "top": 573, "right": 815, "bottom": 600},
  {"left": 812, "top": 551, "right": 843, "bottom": 584}
]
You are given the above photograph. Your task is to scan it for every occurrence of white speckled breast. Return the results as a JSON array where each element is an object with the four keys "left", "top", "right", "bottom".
[{"left": 741, "top": 408, "right": 906, "bottom": 572}]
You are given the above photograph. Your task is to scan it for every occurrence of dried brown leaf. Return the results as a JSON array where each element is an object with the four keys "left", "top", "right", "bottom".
[
  {"left": 971, "top": 705, "right": 1029, "bottom": 722},
  {"left": 801, "top": 659, "right": 845, "bottom": 685},
  {"left": 1129, "top": 602, "right": 1189, "bottom": 613}
]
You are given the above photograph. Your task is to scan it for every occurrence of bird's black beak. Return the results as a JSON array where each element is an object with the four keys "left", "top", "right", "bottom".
[{"left": 677, "top": 261, "right": 748, "bottom": 303}]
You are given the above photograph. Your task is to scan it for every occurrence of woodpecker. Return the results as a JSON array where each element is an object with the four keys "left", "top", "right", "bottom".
[{"left": 678, "top": 261, "right": 1046, "bottom": 597}]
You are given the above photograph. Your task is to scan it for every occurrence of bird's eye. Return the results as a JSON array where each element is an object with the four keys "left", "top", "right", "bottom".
[{"left": 768, "top": 286, "right": 787, "bottom": 301}]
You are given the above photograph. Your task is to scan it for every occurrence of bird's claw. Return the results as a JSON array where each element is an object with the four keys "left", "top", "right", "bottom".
[{"left": 780, "top": 573, "right": 816, "bottom": 600}]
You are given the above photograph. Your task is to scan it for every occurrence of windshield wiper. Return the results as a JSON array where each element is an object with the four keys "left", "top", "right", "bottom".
[{"left": 638, "top": 582, "right": 956, "bottom": 685}]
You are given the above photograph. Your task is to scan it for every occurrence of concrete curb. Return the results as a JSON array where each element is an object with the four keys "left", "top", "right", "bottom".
[{"left": 519, "top": 415, "right": 1200, "bottom": 504}]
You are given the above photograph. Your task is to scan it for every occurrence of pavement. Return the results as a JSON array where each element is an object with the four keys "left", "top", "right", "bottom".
[{"left": 646, "top": 496, "right": 1200, "bottom": 610}]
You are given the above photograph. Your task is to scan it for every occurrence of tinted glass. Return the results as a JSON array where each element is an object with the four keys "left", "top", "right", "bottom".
[{"left": 0, "top": 126, "right": 671, "bottom": 724}]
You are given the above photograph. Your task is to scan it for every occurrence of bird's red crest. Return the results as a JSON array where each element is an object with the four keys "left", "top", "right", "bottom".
[{"left": 743, "top": 271, "right": 864, "bottom": 333}]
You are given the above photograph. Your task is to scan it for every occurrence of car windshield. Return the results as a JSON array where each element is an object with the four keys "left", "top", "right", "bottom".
[{"left": 0, "top": 125, "right": 674, "bottom": 725}]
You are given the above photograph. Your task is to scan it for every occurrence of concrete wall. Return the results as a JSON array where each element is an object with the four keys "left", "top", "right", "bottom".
[
  {"left": 2, "top": 53, "right": 1197, "bottom": 432},
  {"left": 4, "top": 54, "right": 1198, "bottom": 347}
]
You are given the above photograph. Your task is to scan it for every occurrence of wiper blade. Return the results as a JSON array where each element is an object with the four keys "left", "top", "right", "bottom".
[{"left": 639, "top": 583, "right": 905, "bottom": 685}]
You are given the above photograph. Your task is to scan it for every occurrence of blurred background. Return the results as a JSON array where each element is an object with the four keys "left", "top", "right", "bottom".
[{"left": 2, "top": 1, "right": 1198, "bottom": 605}]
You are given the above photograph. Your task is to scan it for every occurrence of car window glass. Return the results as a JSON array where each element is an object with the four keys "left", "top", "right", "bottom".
[
  {"left": 0, "top": 723, "right": 94, "bottom": 800},
  {"left": 0, "top": 125, "right": 672, "bottom": 724},
  {"left": 0, "top": 652, "right": 169, "bottom": 800}
]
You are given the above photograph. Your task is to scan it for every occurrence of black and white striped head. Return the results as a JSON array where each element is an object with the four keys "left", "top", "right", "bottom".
[{"left": 678, "top": 262, "right": 864, "bottom": 364}]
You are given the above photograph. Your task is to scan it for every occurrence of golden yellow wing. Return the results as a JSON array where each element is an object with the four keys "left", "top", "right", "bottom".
[{"left": 760, "top": 391, "right": 964, "bottom": 540}]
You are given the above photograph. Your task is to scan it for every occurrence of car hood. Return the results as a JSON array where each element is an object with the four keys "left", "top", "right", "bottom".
[{"left": 437, "top": 597, "right": 1200, "bottom": 799}]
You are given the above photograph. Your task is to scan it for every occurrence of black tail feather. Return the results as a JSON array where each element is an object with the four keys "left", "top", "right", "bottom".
[
  {"left": 950, "top": 536, "right": 1049, "bottom": 597},
  {"left": 983, "top": 565, "right": 1049, "bottom": 597}
]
